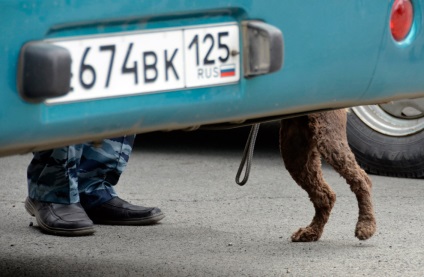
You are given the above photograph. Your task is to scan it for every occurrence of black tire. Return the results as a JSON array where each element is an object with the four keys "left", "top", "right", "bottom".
[{"left": 347, "top": 110, "right": 424, "bottom": 178}]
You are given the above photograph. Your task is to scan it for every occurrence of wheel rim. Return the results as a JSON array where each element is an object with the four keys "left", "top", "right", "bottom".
[{"left": 351, "top": 103, "right": 424, "bottom": 137}]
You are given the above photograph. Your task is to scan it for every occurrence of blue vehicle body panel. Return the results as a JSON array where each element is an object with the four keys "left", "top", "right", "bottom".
[{"left": 1, "top": 0, "right": 424, "bottom": 155}]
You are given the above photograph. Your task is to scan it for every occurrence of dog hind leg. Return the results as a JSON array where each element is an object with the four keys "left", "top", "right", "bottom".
[
  {"left": 280, "top": 116, "right": 336, "bottom": 242},
  {"left": 310, "top": 110, "right": 376, "bottom": 240}
]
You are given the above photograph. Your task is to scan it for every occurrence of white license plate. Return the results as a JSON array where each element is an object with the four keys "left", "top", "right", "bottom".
[{"left": 46, "top": 23, "right": 240, "bottom": 104}]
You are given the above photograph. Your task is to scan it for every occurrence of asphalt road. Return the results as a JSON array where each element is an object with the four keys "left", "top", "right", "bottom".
[{"left": 1, "top": 124, "right": 424, "bottom": 276}]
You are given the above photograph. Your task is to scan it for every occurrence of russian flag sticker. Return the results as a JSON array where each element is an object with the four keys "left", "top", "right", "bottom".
[{"left": 220, "top": 64, "right": 236, "bottom": 77}]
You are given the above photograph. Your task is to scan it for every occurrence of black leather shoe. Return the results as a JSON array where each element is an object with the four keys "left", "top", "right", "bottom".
[
  {"left": 25, "top": 197, "right": 95, "bottom": 236},
  {"left": 85, "top": 197, "right": 165, "bottom": 225}
]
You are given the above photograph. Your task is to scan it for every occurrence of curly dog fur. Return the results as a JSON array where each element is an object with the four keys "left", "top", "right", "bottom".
[{"left": 279, "top": 109, "right": 376, "bottom": 242}]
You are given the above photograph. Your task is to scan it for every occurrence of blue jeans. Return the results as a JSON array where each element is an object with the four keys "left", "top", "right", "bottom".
[{"left": 27, "top": 135, "right": 135, "bottom": 209}]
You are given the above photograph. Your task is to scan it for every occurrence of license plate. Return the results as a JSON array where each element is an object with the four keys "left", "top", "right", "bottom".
[{"left": 46, "top": 23, "right": 240, "bottom": 104}]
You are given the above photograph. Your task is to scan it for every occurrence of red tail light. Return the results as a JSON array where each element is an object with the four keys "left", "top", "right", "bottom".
[{"left": 390, "top": 0, "right": 414, "bottom": 41}]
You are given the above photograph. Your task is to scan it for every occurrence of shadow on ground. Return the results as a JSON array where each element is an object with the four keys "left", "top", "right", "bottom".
[{"left": 134, "top": 122, "right": 281, "bottom": 155}]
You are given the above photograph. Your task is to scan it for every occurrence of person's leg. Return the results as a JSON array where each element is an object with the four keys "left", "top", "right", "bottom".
[
  {"left": 27, "top": 145, "right": 82, "bottom": 204},
  {"left": 78, "top": 135, "right": 165, "bottom": 225},
  {"left": 77, "top": 135, "right": 135, "bottom": 209},
  {"left": 26, "top": 145, "right": 94, "bottom": 236}
]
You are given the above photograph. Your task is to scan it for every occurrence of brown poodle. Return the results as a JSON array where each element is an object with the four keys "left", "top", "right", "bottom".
[{"left": 279, "top": 109, "right": 376, "bottom": 242}]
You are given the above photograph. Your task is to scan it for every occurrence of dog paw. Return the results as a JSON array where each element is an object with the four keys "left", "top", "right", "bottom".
[
  {"left": 291, "top": 227, "right": 321, "bottom": 242},
  {"left": 355, "top": 218, "right": 377, "bottom": 240}
]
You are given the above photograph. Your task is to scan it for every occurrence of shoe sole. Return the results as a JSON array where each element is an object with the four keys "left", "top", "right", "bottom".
[
  {"left": 90, "top": 213, "right": 166, "bottom": 225},
  {"left": 25, "top": 198, "right": 95, "bottom": 236}
]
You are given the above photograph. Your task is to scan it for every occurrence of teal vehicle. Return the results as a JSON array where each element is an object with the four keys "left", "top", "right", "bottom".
[{"left": 1, "top": 0, "right": 423, "bottom": 176}]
